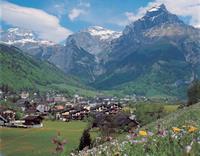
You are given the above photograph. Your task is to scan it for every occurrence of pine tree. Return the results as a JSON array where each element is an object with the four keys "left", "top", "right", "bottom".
[
  {"left": 79, "top": 129, "right": 91, "bottom": 150},
  {"left": 187, "top": 80, "right": 200, "bottom": 106}
]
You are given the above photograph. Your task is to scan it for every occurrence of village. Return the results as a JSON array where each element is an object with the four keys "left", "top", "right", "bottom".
[{"left": 0, "top": 89, "right": 148, "bottom": 128}]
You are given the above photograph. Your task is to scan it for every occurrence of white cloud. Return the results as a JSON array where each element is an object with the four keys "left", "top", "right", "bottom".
[
  {"left": 68, "top": 8, "right": 86, "bottom": 21},
  {"left": 68, "top": 0, "right": 90, "bottom": 21},
  {"left": 1, "top": 1, "right": 72, "bottom": 42},
  {"left": 125, "top": 12, "right": 138, "bottom": 22},
  {"left": 124, "top": 0, "right": 200, "bottom": 28}
]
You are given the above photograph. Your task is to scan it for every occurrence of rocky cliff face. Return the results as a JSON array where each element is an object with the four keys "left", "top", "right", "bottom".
[
  {"left": 1, "top": 4, "right": 200, "bottom": 97},
  {"left": 92, "top": 4, "right": 200, "bottom": 97}
]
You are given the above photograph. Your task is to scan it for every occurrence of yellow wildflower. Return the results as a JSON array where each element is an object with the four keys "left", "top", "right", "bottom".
[
  {"left": 139, "top": 130, "right": 148, "bottom": 136},
  {"left": 172, "top": 127, "right": 181, "bottom": 133},
  {"left": 188, "top": 126, "right": 198, "bottom": 133}
]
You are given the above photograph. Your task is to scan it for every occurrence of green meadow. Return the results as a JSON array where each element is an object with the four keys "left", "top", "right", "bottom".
[{"left": 0, "top": 120, "right": 88, "bottom": 156}]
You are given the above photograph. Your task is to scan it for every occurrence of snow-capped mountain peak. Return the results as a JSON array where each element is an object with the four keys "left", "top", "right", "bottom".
[
  {"left": 7, "top": 27, "right": 36, "bottom": 40},
  {"left": 84, "top": 26, "right": 122, "bottom": 41},
  {"left": 123, "top": 4, "right": 183, "bottom": 35},
  {"left": 1, "top": 27, "right": 55, "bottom": 46},
  {"left": 147, "top": 4, "right": 167, "bottom": 13}
]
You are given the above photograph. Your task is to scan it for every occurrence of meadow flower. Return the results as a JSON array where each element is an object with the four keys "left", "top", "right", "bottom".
[
  {"left": 172, "top": 127, "right": 181, "bottom": 133},
  {"left": 139, "top": 130, "right": 148, "bottom": 136},
  {"left": 185, "top": 145, "right": 192, "bottom": 154},
  {"left": 188, "top": 126, "right": 198, "bottom": 133},
  {"left": 182, "top": 125, "right": 187, "bottom": 128},
  {"left": 141, "top": 138, "right": 147, "bottom": 142},
  {"left": 126, "top": 135, "right": 131, "bottom": 140},
  {"left": 171, "top": 134, "right": 178, "bottom": 139},
  {"left": 157, "top": 129, "right": 167, "bottom": 137},
  {"left": 147, "top": 131, "right": 154, "bottom": 136}
]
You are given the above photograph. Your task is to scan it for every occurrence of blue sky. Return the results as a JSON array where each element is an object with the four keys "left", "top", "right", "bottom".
[{"left": 1, "top": 0, "right": 200, "bottom": 42}]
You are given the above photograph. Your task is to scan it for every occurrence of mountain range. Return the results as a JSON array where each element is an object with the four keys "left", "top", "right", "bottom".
[
  {"left": 0, "top": 43, "right": 98, "bottom": 96},
  {"left": 1, "top": 4, "right": 200, "bottom": 98}
]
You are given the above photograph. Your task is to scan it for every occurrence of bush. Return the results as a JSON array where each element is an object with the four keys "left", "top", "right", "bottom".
[
  {"left": 79, "top": 129, "right": 91, "bottom": 150},
  {"left": 15, "top": 111, "right": 23, "bottom": 120},
  {"left": 135, "top": 103, "right": 166, "bottom": 125},
  {"left": 187, "top": 80, "right": 200, "bottom": 106}
]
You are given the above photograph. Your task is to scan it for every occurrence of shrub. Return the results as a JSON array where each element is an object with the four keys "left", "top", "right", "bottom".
[
  {"left": 79, "top": 129, "right": 91, "bottom": 150},
  {"left": 135, "top": 103, "right": 166, "bottom": 125},
  {"left": 187, "top": 80, "right": 200, "bottom": 106},
  {"left": 15, "top": 111, "right": 23, "bottom": 120},
  {"left": 51, "top": 132, "right": 67, "bottom": 154}
]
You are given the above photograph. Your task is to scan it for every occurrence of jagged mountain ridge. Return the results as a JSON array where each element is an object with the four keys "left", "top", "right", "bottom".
[
  {"left": 1, "top": 4, "right": 200, "bottom": 98},
  {"left": 1, "top": 26, "right": 121, "bottom": 82},
  {"left": 92, "top": 4, "right": 200, "bottom": 97}
]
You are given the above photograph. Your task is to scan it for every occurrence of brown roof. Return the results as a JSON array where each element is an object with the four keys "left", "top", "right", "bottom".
[{"left": 23, "top": 115, "right": 43, "bottom": 120}]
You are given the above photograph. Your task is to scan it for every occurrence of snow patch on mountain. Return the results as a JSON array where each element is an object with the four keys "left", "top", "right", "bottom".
[
  {"left": 1, "top": 27, "right": 55, "bottom": 46},
  {"left": 84, "top": 26, "right": 122, "bottom": 41},
  {"left": 147, "top": 4, "right": 167, "bottom": 13}
]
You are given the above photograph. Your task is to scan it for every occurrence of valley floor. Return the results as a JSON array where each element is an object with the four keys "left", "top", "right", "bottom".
[{"left": 0, "top": 121, "right": 87, "bottom": 156}]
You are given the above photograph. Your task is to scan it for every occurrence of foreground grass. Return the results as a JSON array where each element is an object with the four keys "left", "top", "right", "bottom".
[
  {"left": 75, "top": 103, "right": 200, "bottom": 156},
  {"left": 145, "top": 103, "right": 200, "bottom": 129},
  {"left": 0, "top": 120, "right": 88, "bottom": 156}
]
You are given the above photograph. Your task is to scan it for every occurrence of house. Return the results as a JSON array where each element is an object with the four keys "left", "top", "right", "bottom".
[
  {"left": 23, "top": 115, "right": 43, "bottom": 127},
  {"left": 54, "top": 105, "right": 65, "bottom": 111},
  {"left": 25, "top": 103, "right": 37, "bottom": 115},
  {"left": 0, "top": 115, "right": 8, "bottom": 125},
  {"left": 15, "top": 99, "right": 27, "bottom": 111},
  {"left": 36, "top": 104, "right": 50, "bottom": 113},
  {"left": 92, "top": 112, "right": 139, "bottom": 131},
  {"left": 54, "top": 94, "right": 67, "bottom": 102},
  {"left": 61, "top": 111, "right": 70, "bottom": 121},
  {"left": 0, "top": 108, "right": 16, "bottom": 122}
]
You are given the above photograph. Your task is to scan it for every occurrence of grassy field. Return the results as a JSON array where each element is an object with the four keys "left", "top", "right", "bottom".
[
  {"left": 0, "top": 120, "right": 88, "bottom": 156},
  {"left": 123, "top": 104, "right": 179, "bottom": 113},
  {"left": 163, "top": 104, "right": 179, "bottom": 113}
]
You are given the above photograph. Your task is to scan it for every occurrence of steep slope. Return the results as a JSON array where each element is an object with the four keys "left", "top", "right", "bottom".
[
  {"left": 49, "top": 26, "right": 121, "bottom": 81},
  {"left": 145, "top": 102, "right": 200, "bottom": 129},
  {"left": 76, "top": 102, "right": 200, "bottom": 156},
  {"left": 0, "top": 26, "right": 121, "bottom": 82},
  {"left": 49, "top": 38, "right": 98, "bottom": 82},
  {"left": 66, "top": 26, "right": 121, "bottom": 56},
  {"left": 92, "top": 4, "right": 200, "bottom": 98},
  {"left": 0, "top": 43, "right": 93, "bottom": 95}
]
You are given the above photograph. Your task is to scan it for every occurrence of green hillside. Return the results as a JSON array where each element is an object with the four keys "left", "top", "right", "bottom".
[
  {"left": 0, "top": 44, "right": 96, "bottom": 96},
  {"left": 76, "top": 103, "right": 200, "bottom": 156},
  {"left": 92, "top": 41, "right": 199, "bottom": 98}
]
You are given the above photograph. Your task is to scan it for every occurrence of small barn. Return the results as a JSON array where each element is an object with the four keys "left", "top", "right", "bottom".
[{"left": 23, "top": 115, "right": 43, "bottom": 126}]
